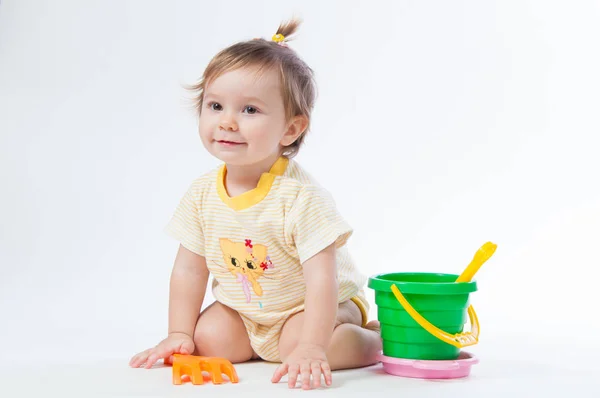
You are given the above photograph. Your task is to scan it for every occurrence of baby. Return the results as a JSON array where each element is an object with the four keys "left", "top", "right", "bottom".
[{"left": 129, "top": 19, "right": 382, "bottom": 390}]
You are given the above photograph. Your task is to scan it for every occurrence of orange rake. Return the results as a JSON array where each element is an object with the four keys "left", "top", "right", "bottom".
[{"left": 172, "top": 354, "right": 239, "bottom": 385}]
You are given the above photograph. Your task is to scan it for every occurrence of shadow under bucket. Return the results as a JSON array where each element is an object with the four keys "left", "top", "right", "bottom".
[{"left": 368, "top": 272, "right": 478, "bottom": 361}]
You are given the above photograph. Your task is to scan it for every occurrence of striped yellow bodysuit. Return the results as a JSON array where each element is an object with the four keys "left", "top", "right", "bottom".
[{"left": 165, "top": 156, "right": 369, "bottom": 362}]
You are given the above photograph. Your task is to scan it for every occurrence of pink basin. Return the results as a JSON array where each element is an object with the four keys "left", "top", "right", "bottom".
[{"left": 377, "top": 351, "right": 479, "bottom": 379}]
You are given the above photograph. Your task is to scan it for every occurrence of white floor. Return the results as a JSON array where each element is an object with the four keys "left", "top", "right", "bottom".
[{"left": 2, "top": 340, "right": 598, "bottom": 397}]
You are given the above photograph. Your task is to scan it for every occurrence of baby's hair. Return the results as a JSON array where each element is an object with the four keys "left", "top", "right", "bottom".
[{"left": 188, "top": 18, "right": 316, "bottom": 158}]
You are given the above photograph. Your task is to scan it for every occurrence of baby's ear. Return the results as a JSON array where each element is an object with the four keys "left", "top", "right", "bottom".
[{"left": 280, "top": 115, "right": 308, "bottom": 147}]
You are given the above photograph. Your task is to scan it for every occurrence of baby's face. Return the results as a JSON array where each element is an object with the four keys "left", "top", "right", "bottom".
[{"left": 199, "top": 66, "right": 291, "bottom": 166}]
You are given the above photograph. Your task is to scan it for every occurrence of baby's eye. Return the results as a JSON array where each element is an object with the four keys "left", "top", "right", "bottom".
[
  {"left": 209, "top": 102, "right": 223, "bottom": 111},
  {"left": 245, "top": 260, "right": 256, "bottom": 270},
  {"left": 230, "top": 257, "right": 239, "bottom": 267},
  {"left": 243, "top": 106, "right": 258, "bottom": 114}
]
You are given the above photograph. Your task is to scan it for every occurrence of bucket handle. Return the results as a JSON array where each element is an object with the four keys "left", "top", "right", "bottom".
[{"left": 390, "top": 284, "right": 480, "bottom": 348}]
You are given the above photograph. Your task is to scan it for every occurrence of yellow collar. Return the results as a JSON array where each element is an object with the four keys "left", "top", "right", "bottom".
[{"left": 217, "top": 156, "right": 289, "bottom": 211}]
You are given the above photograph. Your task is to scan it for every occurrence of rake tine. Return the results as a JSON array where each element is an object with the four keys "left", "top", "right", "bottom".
[
  {"left": 172, "top": 365, "right": 183, "bottom": 385},
  {"left": 223, "top": 362, "right": 239, "bottom": 383},
  {"left": 190, "top": 364, "right": 204, "bottom": 385},
  {"left": 207, "top": 361, "right": 224, "bottom": 384}
]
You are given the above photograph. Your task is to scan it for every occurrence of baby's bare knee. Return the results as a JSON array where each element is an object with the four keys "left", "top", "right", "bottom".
[
  {"left": 192, "top": 304, "right": 255, "bottom": 363},
  {"left": 193, "top": 322, "right": 224, "bottom": 357}
]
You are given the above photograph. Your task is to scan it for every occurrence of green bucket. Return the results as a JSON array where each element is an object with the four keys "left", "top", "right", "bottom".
[{"left": 368, "top": 272, "right": 479, "bottom": 361}]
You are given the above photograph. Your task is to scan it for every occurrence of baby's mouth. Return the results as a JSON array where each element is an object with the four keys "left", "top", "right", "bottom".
[{"left": 217, "top": 140, "right": 245, "bottom": 146}]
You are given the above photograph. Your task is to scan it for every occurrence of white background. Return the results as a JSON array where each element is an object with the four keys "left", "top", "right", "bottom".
[{"left": 1, "top": 0, "right": 599, "bottom": 394}]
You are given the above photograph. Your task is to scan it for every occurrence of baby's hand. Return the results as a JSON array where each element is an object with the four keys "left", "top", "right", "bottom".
[
  {"left": 129, "top": 332, "right": 195, "bottom": 369},
  {"left": 271, "top": 343, "right": 332, "bottom": 390}
]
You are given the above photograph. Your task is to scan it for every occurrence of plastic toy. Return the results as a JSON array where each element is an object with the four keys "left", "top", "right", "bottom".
[
  {"left": 368, "top": 242, "right": 497, "bottom": 379},
  {"left": 455, "top": 241, "right": 497, "bottom": 282},
  {"left": 390, "top": 284, "right": 480, "bottom": 349},
  {"left": 172, "top": 354, "right": 239, "bottom": 385},
  {"left": 376, "top": 351, "right": 479, "bottom": 379}
]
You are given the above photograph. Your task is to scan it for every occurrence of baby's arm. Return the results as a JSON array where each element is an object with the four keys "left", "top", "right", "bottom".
[
  {"left": 299, "top": 243, "right": 339, "bottom": 349},
  {"left": 168, "top": 244, "right": 210, "bottom": 337},
  {"left": 271, "top": 243, "right": 338, "bottom": 387},
  {"left": 130, "top": 244, "right": 209, "bottom": 368}
]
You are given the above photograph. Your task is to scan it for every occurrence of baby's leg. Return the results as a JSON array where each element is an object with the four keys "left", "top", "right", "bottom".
[
  {"left": 278, "top": 300, "right": 381, "bottom": 370},
  {"left": 193, "top": 301, "right": 259, "bottom": 363}
]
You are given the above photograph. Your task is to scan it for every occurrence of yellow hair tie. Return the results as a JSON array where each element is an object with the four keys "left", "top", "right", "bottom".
[{"left": 272, "top": 33, "right": 285, "bottom": 43}]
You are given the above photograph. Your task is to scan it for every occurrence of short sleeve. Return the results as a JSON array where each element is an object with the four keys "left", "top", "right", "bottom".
[
  {"left": 285, "top": 185, "right": 353, "bottom": 264},
  {"left": 164, "top": 181, "right": 205, "bottom": 257}
]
